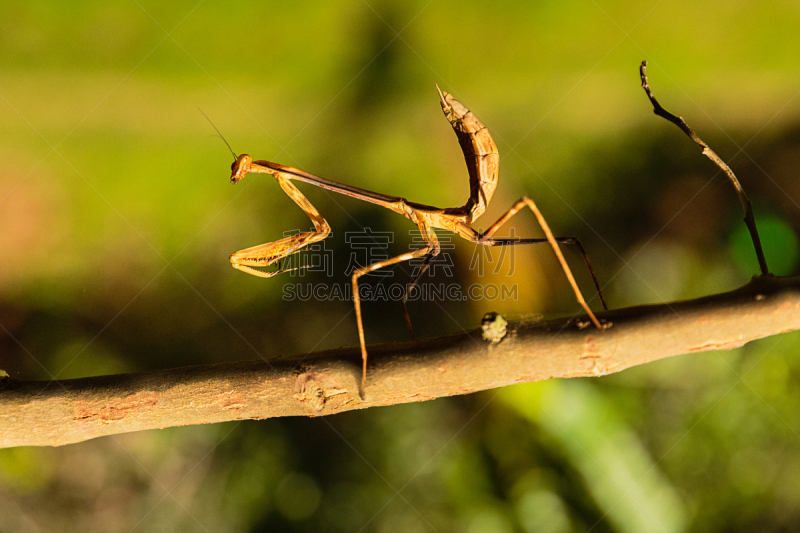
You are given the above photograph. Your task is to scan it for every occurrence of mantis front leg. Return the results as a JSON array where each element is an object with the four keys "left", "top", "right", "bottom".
[{"left": 230, "top": 174, "right": 331, "bottom": 277}]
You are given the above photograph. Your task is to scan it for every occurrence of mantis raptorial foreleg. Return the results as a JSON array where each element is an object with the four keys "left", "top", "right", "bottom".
[{"left": 229, "top": 174, "right": 331, "bottom": 277}]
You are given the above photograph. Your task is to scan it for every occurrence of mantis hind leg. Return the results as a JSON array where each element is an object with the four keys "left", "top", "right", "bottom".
[
  {"left": 481, "top": 235, "right": 608, "bottom": 312},
  {"left": 472, "top": 196, "right": 607, "bottom": 326}
]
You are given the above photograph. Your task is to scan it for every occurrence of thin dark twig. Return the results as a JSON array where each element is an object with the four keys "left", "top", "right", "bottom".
[{"left": 639, "top": 60, "right": 769, "bottom": 276}]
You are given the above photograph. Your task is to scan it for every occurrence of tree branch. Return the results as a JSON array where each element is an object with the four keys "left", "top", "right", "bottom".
[
  {"left": 639, "top": 60, "right": 769, "bottom": 275},
  {"left": 2, "top": 275, "right": 799, "bottom": 448}
]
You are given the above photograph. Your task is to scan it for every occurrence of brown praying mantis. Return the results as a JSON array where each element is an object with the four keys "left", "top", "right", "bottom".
[{"left": 226, "top": 87, "right": 608, "bottom": 395}]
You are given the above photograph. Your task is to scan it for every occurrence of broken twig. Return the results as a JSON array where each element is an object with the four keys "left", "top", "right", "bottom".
[{"left": 640, "top": 60, "right": 769, "bottom": 275}]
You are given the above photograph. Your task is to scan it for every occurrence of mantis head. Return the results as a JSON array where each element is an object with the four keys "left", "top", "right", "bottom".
[{"left": 230, "top": 154, "right": 253, "bottom": 183}]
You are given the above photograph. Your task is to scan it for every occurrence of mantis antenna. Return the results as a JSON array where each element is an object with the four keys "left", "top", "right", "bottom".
[{"left": 199, "top": 108, "right": 237, "bottom": 162}]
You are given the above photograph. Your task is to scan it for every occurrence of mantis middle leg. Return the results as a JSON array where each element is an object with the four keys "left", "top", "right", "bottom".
[{"left": 353, "top": 222, "right": 439, "bottom": 395}]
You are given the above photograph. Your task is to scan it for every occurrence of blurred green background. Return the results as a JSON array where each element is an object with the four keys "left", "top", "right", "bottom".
[{"left": 2, "top": 0, "right": 800, "bottom": 531}]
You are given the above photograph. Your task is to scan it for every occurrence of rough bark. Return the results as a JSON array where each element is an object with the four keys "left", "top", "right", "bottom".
[{"left": 2, "top": 275, "right": 799, "bottom": 448}]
